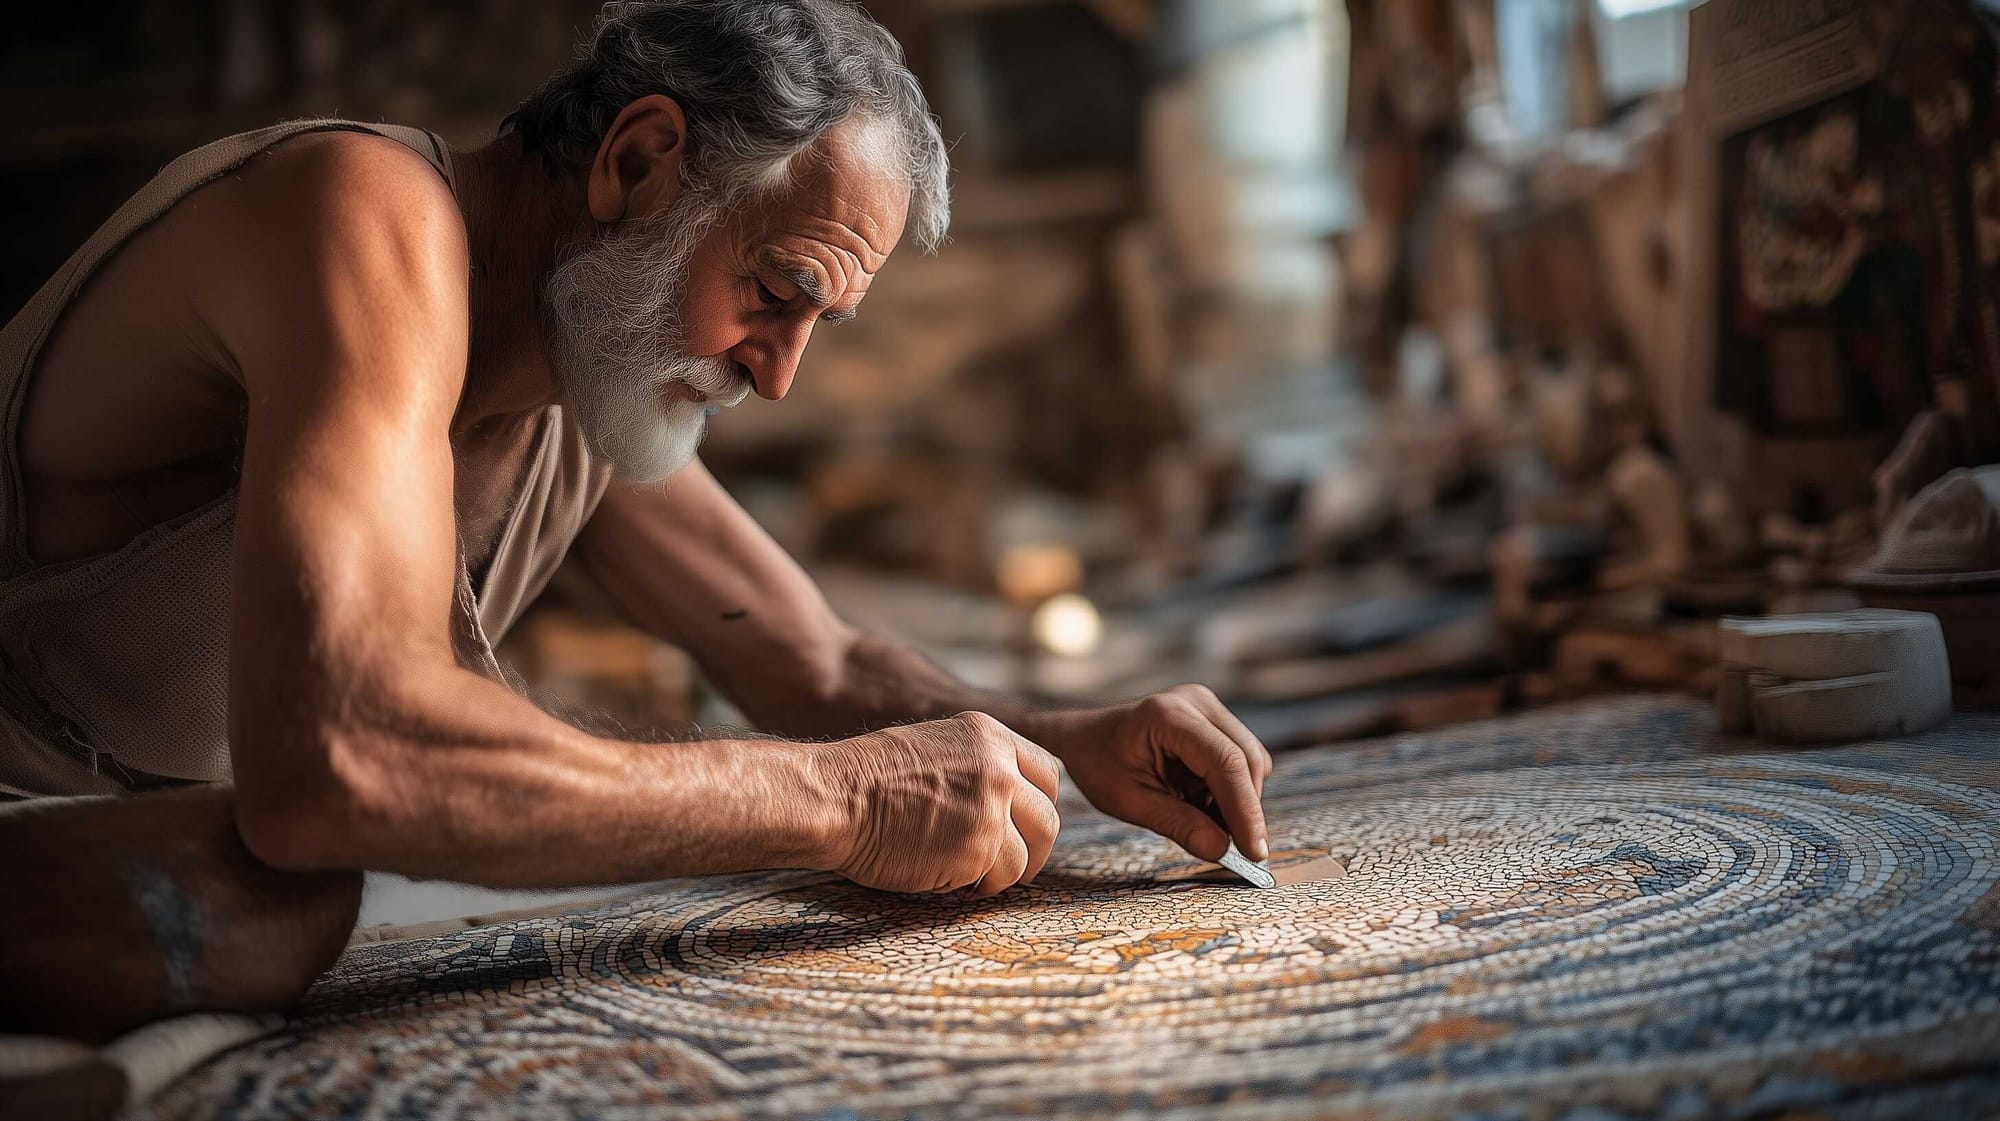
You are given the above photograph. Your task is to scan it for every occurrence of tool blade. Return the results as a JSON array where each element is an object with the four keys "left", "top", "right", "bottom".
[{"left": 1217, "top": 843, "right": 1276, "bottom": 889}]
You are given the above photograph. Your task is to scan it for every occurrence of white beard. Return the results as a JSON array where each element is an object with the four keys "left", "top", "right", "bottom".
[{"left": 541, "top": 192, "right": 752, "bottom": 484}]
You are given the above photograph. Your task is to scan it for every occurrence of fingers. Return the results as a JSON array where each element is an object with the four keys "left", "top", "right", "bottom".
[
  {"left": 1198, "top": 751, "right": 1268, "bottom": 862},
  {"left": 1012, "top": 737, "right": 1062, "bottom": 804},
  {"left": 951, "top": 710, "right": 1059, "bottom": 802},
  {"left": 972, "top": 773, "right": 1059, "bottom": 897},
  {"left": 1011, "top": 773, "right": 1060, "bottom": 884},
  {"left": 1189, "top": 688, "right": 1273, "bottom": 792},
  {"left": 955, "top": 712, "right": 1062, "bottom": 897},
  {"left": 973, "top": 823, "right": 1029, "bottom": 897},
  {"left": 1123, "top": 788, "right": 1232, "bottom": 862},
  {"left": 1157, "top": 691, "right": 1270, "bottom": 861}
]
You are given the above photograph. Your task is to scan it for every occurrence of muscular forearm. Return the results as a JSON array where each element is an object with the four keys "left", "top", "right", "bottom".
[
  {"left": 576, "top": 477, "right": 1057, "bottom": 745},
  {"left": 723, "top": 627, "right": 1075, "bottom": 749},
  {"left": 236, "top": 665, "right": 844, "bottom": 888},
  {"left": 571, "top": 478, "right": 1073, "bottom": 750}
]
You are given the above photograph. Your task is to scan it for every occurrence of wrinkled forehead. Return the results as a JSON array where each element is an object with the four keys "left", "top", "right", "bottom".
[{"left": 739, "top": 116, "right": 911, "bottom": 267}]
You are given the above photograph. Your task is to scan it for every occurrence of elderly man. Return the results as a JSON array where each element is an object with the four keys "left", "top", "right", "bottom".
[{"left": 0, "top": 0, "right": 1271, "bottom": 1039}]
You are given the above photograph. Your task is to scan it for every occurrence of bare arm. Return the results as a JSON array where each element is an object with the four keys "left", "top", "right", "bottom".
[
  {"left": 577, "top": 463, "right": 1020, "bottom": 739},
  {"left": 577, "top": 465, "right": 1276, "bottom": 862},
  {"left": 214, "top": 135, "right": 1054, "bottom": 896}
]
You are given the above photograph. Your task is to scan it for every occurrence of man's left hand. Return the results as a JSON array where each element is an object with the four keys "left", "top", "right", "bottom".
[{"left": 1021, "top": 684, "right": 1272, "bottom": 864}]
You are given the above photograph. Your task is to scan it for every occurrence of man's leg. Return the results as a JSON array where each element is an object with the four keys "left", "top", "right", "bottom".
[{"left": 0, "top": 786, "right": 361, "bottom": 1041}]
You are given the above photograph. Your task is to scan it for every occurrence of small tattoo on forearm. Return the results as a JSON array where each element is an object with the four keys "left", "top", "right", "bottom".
[{"left": 123, "top": 862, "right": 206, "bottom": 1007}]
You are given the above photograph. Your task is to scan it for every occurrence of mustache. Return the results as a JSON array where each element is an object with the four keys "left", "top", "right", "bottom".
[{"left": 664, "top": 356, "right": 754, "bottom": 408}]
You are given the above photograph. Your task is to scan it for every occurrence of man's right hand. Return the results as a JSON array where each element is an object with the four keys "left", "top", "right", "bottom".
[{"left": 817, "top": 712, "right": 1061, "bottom": 896}]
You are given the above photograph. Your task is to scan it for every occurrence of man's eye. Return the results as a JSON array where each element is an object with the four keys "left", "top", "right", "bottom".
[{"left": 754, "top": 280, "right": 784, "bottom": 307}]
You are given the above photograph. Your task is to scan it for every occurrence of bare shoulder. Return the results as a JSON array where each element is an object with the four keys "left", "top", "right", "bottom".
[
  {"left": 232, "top": 129, "right": 463, "bottom": 246},
  {"left": 196, "top": 129, "right": 472, "bottom": 397}
]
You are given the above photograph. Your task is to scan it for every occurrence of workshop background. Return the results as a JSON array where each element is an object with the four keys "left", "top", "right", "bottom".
[{"left": 6, "top": 0, "right": 1997, "bottom": 750}]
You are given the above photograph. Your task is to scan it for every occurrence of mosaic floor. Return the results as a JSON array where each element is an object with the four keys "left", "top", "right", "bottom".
[{"left": 145, "top": 697, "right": 2000, "bottom": 1120}]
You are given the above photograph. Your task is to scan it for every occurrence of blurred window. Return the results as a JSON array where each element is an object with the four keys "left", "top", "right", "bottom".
[{"left": 1597, "top": 0, "right": 1691, "bottom": 17}]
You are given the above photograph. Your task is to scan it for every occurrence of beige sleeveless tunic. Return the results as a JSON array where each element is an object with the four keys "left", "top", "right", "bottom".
[{"left": 0, "top": 119, "right": 611, "bottom": 799}]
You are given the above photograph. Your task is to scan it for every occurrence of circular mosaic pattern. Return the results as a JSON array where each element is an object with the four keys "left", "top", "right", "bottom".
[
  {"left": 145, "top": 701, "right": 2000, "bottom": 1121},
  {"left": 577, "top": 759, "right": 2000, "bottom": 1061}
]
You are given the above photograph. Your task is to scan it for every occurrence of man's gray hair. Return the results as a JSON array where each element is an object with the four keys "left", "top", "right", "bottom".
[{"left": 503, "top": 0, "right": 951, "bottom": 252}]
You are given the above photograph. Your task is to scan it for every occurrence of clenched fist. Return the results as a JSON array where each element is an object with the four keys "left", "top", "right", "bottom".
[{"left": 816, "top": 712, "right": 1060, "bottom": 896}]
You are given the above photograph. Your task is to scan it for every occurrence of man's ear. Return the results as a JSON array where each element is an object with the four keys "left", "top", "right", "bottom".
[{"left": 586, "top": 94, "right": 689, "bottom": 224}]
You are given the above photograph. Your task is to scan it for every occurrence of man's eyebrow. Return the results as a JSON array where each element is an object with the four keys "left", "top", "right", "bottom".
[
  {"left": 769, "top": 261, "right": 831, "bottom": 306},
  {"left": 761, "top": 253, "right": 859, "bottom": 323}
]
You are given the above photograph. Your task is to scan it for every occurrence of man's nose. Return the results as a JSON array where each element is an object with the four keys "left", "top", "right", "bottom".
[
  {"left": 752, "top": 359, "right": 796, "bottom": 402},
  {"left": 736, "top": 324, "right": 812, "bottom": 402}
]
